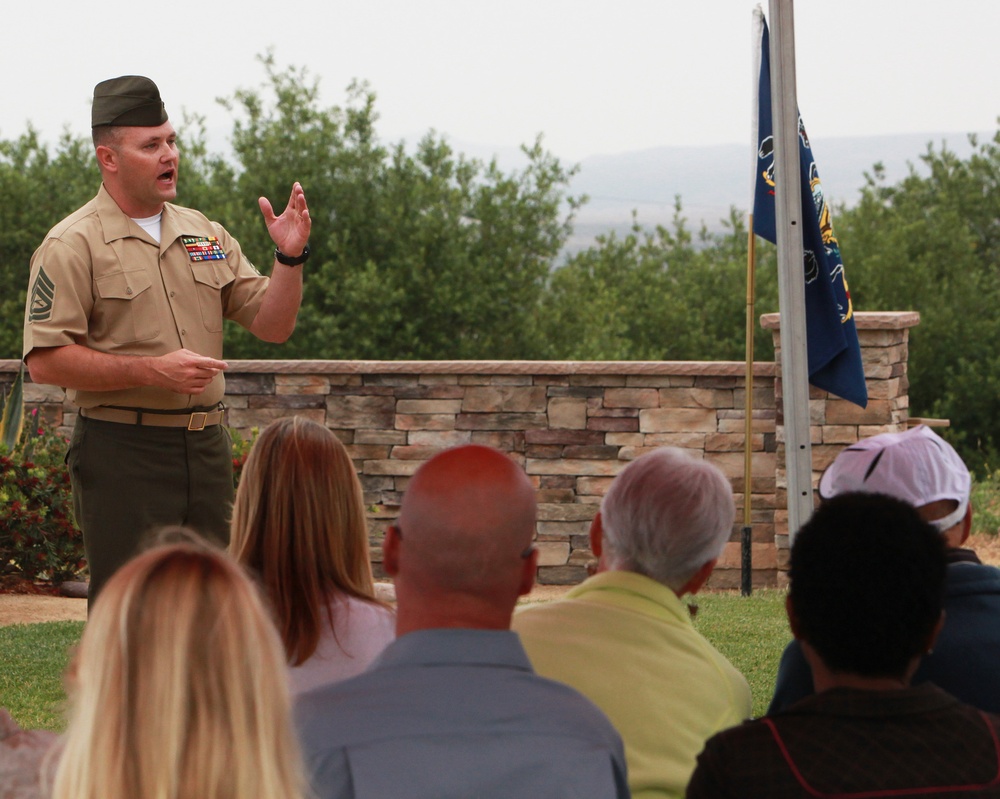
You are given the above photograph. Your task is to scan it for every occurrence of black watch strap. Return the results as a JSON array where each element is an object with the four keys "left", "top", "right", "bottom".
[{"left": 274, "top": 243, "right": 310, "bottom": 266}]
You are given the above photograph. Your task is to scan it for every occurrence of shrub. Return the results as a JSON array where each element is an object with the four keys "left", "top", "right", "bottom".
[
  {"left": 230, "top": 426, "right": 259, "bottom": 489},
  {"left": 971, "top": 470, "right": 1000, "bottom": 538},
  {"left": 1, "top": 412, "right": 259, "bottom": 585},
  {"left": 0, "top": 412, "right": 84, "bottom": 583}
]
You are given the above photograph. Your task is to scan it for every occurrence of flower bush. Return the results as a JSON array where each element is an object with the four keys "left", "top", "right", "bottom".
[
  {"left": 0, "top": 411, "right": 84, "bottom": 583},
  {"left": 2, "top": 410, "right": 259, "bottom": 585},
  {"left": 230, "top": 425, "right": 259, "bottom": 489}
]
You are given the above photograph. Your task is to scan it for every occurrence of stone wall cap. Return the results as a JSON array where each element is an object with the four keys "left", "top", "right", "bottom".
[
  {"left": 192, "top": 360, "right": 775, "bottom": 377},
  {"left": 0, "top": 358, "right": 776, "bottom": 377},
  {"left": 2, "top": 358, "right": 778, "bottom": 382},
  {"left": 760, "top": 311, "right": 920, "bottom": 331}
]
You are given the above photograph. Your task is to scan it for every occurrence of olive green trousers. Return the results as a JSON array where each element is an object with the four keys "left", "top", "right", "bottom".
[{"left": 67, "top": 415, "right": 234, "bottom": 606}]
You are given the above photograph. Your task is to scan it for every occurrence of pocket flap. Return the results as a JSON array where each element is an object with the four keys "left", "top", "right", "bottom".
[
  {"left": 190, "top": 262, "right": 236, "bottom": 291},
  {"left": 95, "top": 269, "right": 153, "bottom": 300}
]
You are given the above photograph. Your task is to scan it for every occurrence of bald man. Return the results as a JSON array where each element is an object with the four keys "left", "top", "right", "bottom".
[{"left": 295, "top": 445, "right": 629, "bottom": 799}]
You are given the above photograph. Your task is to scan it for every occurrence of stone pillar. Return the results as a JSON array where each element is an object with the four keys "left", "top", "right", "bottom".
[{"left": 761, "top": 311, "right": 921, "bottom": 582}]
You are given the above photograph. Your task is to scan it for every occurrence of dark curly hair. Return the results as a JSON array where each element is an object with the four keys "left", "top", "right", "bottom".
[{"left": 789, "top": 492, "right": 947, "bottom": 678}]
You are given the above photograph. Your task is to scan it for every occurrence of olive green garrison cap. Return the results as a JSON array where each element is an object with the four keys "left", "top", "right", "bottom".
[{"left": 92, "top": 75, "right": 168, "bottom": 128}]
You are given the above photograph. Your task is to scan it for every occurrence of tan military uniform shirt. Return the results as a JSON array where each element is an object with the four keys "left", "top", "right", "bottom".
[{"left": 23, "top": 185, "right": 269, "bottom": 410}]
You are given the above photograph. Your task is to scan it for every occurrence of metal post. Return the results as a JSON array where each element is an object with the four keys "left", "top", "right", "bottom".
[
  {"left": 742, "top": 218, "right": 756, "bottom": 597},
  {"left": 768, "top": 0, "right": 814, "bottom": 542}
]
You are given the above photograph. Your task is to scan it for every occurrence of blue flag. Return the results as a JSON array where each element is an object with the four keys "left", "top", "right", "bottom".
[{"left": 753, "top": 16, "right": 867, "bottom": 408}]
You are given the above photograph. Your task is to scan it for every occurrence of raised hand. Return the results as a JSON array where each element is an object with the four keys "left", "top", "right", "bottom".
[{"left": 258, "top": 182, "right": 311, "bottom": 258}]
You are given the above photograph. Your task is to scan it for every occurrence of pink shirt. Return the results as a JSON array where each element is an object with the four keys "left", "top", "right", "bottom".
[{"left": 289, "top": 595, "right": 396, "bottom": 696}]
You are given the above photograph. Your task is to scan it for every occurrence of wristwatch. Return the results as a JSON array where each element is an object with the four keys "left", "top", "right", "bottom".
[{"left": 274, "top": 244, "right": 310, "bottom": 266}]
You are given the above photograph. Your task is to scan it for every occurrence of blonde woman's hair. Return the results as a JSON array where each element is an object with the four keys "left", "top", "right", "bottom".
[
  {"left": 230, "top": 416, "right": 379, "bottom": 665},
  {"left": 52, "top": 539, "right": 308, "bottom": 799}
]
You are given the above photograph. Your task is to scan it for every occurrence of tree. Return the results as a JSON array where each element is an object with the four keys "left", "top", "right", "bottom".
[
  {"left": 0, "top": 129, "right": 99, "bottom": 358},
  {"left": 538, "top": 201, "right": 778, "bottom": 362},
  {"left": 837, "top": 128, "right": 1000, "bottom": 469},
  {"left": 198, "top": 55, "right": 582, "bottom": 360}
]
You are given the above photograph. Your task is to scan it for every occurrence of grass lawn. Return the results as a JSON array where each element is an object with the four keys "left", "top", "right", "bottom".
[
  {"left": 0, "top": 588, "right": 790, "bottom": 731},
  {"left": 0, "top": 621, "right": 83, "bottom": 730},
  {"left": 694, "top": 588, "right": 790, "bottom": 718}
]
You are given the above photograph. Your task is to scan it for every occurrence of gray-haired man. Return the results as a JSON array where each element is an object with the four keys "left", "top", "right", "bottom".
[{"left": 512, "top": 446, "right": 751, "bottom": 799}]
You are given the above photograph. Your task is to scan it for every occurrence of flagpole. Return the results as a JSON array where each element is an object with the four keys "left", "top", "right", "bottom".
[
  {"left": 742, "top": 219, "right": 755, "bottom": 597},
  {"left": 768, "top": 0, "right": 814, "bottom": 542},
  {"left": 742, "top": 8, "right": 765, "bottom": 598}
]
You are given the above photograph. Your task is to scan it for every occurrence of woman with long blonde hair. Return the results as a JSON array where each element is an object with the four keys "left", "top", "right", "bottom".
[
  {"left": 52, "top": 539, "right": 308, "bottom": 799},
  {"left": 230, "top": 416, "right": 394, "bottom": 694}
]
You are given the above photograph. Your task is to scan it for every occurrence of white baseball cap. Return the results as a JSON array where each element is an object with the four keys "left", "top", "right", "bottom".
[{"left": 818, "top": 425, "right": 970, "bottom": 533}]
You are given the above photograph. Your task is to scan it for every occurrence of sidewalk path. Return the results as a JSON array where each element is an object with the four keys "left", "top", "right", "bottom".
[
  {"left": 0, "top": 595, "right": 86, "bottom": 627},
  {"left": 0, "top": 582, "right": 575, "bottom": 627}
]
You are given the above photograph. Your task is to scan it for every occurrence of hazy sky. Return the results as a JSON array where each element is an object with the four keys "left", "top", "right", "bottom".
[{"left": 4, "top": 0, "right": 997, "bottom": 161}]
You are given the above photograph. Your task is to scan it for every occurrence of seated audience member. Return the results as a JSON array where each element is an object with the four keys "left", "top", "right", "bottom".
[
  {"left": 0, "top": 709, "right": 57, "bottom": 799},
  {"left": 512, "top": 446, "right": 751, "bottom": 799},
  {"left": 687, "top": 493, "right": 1000, "bottom": 798},
  {"left": 52, "top": 539, "right": 308, "bottom": 799},
  {"left": 769, "top": 424, "right": 1000, "bottom": 714},
  {"left": 230, "top": 417, "right": 394, "bottom": 694},
  {"left": 295, "top": 444, "right": 630, "bottom": 799}
]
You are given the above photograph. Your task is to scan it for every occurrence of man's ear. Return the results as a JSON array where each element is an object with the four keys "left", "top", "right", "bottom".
[
  {"left": 959, "top": 505, "right": 973, "bottom": 545},
  {"left": 926, "top": 610, "right": 946, "bottom": 653},
  {"left": 382, "top": 524, "right": 401, "bottom": 578},
  {"left": 786, "top": 593, "right": 803, "bottom": 640},
  {"left": 517, "top": 547, "right": 539, "bottom": 598},
  {"left": 95, "top": 144, "right": 118, "bottom": 174},
  {"left": 588, "top": 512, "right": 603, "bottom": 559},
  {"left": 676, "top": 558, "right": 716, "bottom": 597}
]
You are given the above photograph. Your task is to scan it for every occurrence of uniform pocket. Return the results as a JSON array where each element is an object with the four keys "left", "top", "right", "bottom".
[
  {"left": 190, "top": 262, "right": 236, "bottom": 332},
  {"left": 93, "top": 269, "right": 160, "bottom": 343}
]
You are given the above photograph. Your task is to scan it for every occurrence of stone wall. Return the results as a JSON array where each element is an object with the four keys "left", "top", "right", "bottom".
[
  {"left": 762, "top": 311, "right": 920, "bottom": 583},
  {"left": 1, "top": 311, "right": 919, "bottom": 589}
]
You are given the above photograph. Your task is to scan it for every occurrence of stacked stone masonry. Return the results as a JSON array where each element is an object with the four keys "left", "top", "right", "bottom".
[
  {"left": 3, "top": 312, "right": 918, "bottom": 590},
  {"left": 761, "top": 311, "right": 920, "bottom": 585}
]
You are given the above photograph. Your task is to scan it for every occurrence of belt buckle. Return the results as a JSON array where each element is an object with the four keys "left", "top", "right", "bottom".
[{"left": 187, "top": 412, "right": 209, "bottom": 431}]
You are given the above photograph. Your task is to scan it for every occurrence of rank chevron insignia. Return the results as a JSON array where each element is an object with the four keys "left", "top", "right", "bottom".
[{"left": 29, "top": 267, "right": 56, "bottom": 322}]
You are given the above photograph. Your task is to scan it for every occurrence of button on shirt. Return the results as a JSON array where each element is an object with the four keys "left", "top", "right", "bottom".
[{"left": 295, "top": 628, "right": 630, "bottom": 799}]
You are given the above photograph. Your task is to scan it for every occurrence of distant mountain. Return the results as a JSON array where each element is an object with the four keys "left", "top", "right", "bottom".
[
  {"left": 407, "top": 129, "right": 991, "bottom": 257},
  {"left": 563, "top": 131, "right": 989, "bottom": 255}
]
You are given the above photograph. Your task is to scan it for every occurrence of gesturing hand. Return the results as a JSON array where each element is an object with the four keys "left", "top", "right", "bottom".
[
  {"left": 258, "top": 182, "right": 311, "bottom": 258},
  {"left": 152, "top": 349, "right": 228, "bottom": 394}
]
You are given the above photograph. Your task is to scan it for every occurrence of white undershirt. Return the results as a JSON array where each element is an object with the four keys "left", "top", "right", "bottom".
[{"left": 132, "top": 212, "right": 162, "bottom": 243}]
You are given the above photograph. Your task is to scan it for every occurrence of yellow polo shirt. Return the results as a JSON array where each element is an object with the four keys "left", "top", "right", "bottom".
[{"left": 512, "top": 570, "right": 751, "bottom": 799}]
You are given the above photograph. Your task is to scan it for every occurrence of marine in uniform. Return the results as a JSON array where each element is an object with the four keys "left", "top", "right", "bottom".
[{"left": 22, "top": 76, "right": 311, "bottom": 603}]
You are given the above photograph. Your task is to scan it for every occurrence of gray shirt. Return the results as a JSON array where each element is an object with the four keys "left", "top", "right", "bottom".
[{"left": 295, "top": 628, "right": 630, "bottom": 799}]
